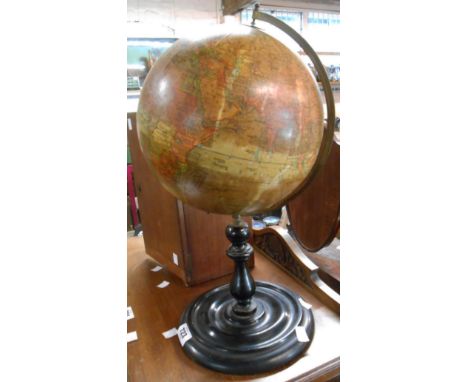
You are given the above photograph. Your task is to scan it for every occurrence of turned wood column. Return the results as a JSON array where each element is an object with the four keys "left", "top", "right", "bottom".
[{"left": 226, "top": 217, "right": 257, "bottom": 316}]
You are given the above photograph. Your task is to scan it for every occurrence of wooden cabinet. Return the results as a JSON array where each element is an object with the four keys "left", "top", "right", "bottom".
[{"left": 127, "top": 112, "right": 253, "bottom": 286}]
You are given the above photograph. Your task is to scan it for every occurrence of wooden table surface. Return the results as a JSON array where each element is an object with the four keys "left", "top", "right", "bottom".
[{"left": 127, "top": 236, "right": 340, "bottom": 382}]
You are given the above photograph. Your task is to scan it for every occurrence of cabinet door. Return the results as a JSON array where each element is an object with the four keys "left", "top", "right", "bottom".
[{"left": 127, "top": 112, "right": 187, "bottom": 282}]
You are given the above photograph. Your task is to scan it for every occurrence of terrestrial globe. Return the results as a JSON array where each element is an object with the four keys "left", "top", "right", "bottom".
[
  {"left": 136, "top": 21, "right": 330, "bottom": 375},
  {"left": 137, "top": 24, "right": 324, "bottom": 216}
]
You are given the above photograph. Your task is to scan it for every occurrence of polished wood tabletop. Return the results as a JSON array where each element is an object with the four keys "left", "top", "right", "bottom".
[{"left": 127, "top": 236, "right": 340, "bottom": 382}]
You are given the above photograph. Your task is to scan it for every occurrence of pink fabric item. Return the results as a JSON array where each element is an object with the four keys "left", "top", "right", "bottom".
[{"left": 127, "top": 164, "right": 139, "bottom": 227}]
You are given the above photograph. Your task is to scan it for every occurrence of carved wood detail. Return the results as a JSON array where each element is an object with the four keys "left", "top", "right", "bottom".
[{"left": 253, "top": 226, "right": 340, "bottom": 313}]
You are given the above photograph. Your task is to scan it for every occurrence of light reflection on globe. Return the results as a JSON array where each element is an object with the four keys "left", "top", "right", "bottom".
[{"left": 137, "top": 25, "right": 324, "bottom": 215}]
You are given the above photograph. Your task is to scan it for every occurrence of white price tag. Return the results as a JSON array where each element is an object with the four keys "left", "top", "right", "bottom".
[
  {"left": 162, "top": 328, "right": 178, "bottom": 339},
  {"left": 177, "top": 323, "right": 192, "bottom": 347},
  {"left": 127, "top": 306, "right": 135, "bottom": 320},
  {"left": 127, "top": 118, "right": 133, "bottom": 131},
  {"left": 157, "top": 281, "right": 170, "bottom": 288},
  {"left": 173, "top": 253, "right": 179, "bottom": 266},
  {"left": 295, "top": 326, "right": 310, "bottom": 343},
  {"left": 151, "top": 265, "right": 163, "bottom": 272},
  {"left": 127, "top": 331, "right": 138, "bottom": 343}
]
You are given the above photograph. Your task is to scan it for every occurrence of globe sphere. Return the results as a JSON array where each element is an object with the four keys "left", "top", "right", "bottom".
[{"left": 137, "top": 25, "right": 324, "bottom": 215}]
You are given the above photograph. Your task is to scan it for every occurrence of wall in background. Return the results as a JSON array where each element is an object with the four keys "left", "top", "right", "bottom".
[{"left": 127, "top": 0, "right": 222, "bottom": 37}]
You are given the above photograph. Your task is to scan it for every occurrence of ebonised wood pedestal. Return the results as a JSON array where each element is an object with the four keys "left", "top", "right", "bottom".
[{"left": 179, "top": 219, "right": 314, "bottom": 374}]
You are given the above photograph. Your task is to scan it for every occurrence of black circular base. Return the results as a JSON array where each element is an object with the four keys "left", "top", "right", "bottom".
[{"left": 179, "top": 281, "right": 315, "bottom": 375}]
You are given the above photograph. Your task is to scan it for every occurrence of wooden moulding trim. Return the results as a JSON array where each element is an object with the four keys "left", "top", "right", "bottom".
[
  {"left": 310, "top": 270, "right": 340, "bottom": 312},
  {"left": 292, "top": 357, "right": 340, "bottom": 382},
  {"left": 257, "top": 226, "right": 319, "bottom": 272},
  {"left": 176, "top": 199, "right": 192, "bottom": 286}
]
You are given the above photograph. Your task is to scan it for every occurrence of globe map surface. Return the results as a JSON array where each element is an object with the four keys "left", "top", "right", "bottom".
[{"left": 137, "top": 25, "right": 324, "bottom": 215}]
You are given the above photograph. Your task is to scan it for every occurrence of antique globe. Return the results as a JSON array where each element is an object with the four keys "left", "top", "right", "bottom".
[
  {"left": 137, "top": 24, "right": 324, "bottom": 216},
  {"left": 137, "top": 21, "right": 331, "bottom": 376}
]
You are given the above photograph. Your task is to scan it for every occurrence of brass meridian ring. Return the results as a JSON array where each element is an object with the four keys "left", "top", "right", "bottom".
[{"left": 252, "top": 7, "right": 336, "bottom": 205}]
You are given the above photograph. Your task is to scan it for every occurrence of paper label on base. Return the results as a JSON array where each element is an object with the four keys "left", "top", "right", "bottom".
[
  {"left": 172, "top": 253, "right": 179, "bottom": 266},
  {"left": 295, "top": 326, "right": 310, "bottom": 342},
  {"left": 298, "top": 297, "right": 312, "bottom": 310},
  {"left": 157, "top": 280, "right": 170, "bottom": 288},
  {"left": 127, "top": 331, "right": 138, "bottom": 343},
  {"left": 162, "top": 328, "right": 178, "bottom": 339},
  {"left": 177, "top": 323, "right": 192, "bottom": 347},
  {"left": 127, "top": 306, "right": 135, "bottom": 320},
  {"left": 151, "top": 265, "right": 163, "bottom": 272}
]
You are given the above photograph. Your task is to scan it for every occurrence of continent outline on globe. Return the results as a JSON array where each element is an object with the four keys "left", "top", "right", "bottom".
[{"left": 137, "top": 24, "right": 324, "bottom": 216}]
